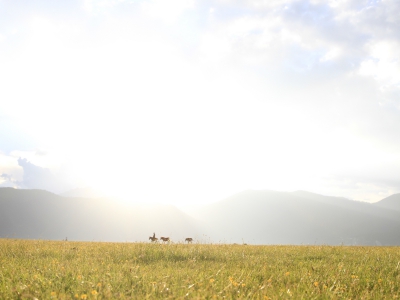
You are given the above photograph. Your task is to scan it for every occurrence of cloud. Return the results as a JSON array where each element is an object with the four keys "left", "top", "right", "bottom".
[
  {"left": 17, "top": 158, "right": 54, "bottom": 190},
  {"left": 16, "top": 158, "right": 78, "bottom": 193},
  {"left": 0, "top": 151, "right": 22, "bottom": 185},
  {"left": 358, "top": 40, "right": 400, "bottom": 104},
  {"left": 321, "top": 172, "right": 400, "bottom": 203},
  {"left": 1, "top": 0, "right": 400, "bottom": 204},
  {"left": 0, "top": 173, "right": 15, "bottom": 188},
  {"left": 194, "top": 0, "right": 400, "bottom": 147},
  {"left": 141, "top": 0, "right": 195, "bottom": 23},
  {"left": 83, "top": 0, "right": 121, "bottom": 11},
  {"left": 198, "top": 0, "right": 399, "bottom": 83}
]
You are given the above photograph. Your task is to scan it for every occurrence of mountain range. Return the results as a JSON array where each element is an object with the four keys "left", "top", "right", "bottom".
[
  {"left": 0, "top": 187, "right": 200, "bottom": 242},
  {"left": 1, "top": 187, "right": 400, "bottom": 245}
]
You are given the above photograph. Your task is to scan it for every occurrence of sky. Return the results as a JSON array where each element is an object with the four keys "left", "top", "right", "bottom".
[{"left": 1, "top": 0, "right": 400, "bottom": 206}]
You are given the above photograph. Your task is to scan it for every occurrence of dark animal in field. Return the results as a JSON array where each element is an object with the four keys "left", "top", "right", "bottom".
[
  {"left": 160, "top": 237, "right": 170, "bottom": 243},
  {"left": 149, "top": 232, "right": 158, "bottom": 242},
  {"left": 185, "top": 238, "right": 193, "bottom": 243}
]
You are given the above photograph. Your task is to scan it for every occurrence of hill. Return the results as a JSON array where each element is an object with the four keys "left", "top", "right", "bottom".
[
  {"left": 2, "top": 188, "right": 400, "bottom": 245},
  {"left": 0, "top": 187, "right": 200, "bottom": 242},
  {"left": 373, "top": 193, "right": 400, "bottom": 212},
  {"left": 59, "top": 187, "right": 107, "bottom": 199},
  {"left": 188, "top": 190, "right": 400, "bottom": 245}
]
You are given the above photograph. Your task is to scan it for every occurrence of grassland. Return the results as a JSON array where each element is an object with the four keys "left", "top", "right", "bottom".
[{"left": 0, "top": 239, "right": 399, "bottom": 299}]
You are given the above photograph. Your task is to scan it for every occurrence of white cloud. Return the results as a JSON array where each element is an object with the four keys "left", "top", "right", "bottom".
[
  {"left": 1, "top": 0, "right": 400, "bottom": 204},
  {"left": 359, "top": 40, "right": 400, "bottom": 105},
  {"left": 320, "top": 46, "right": 342, "bottom": 62},
  {"left": 0, "top": 152, "right": 23, "bottom": 186},
  {"left": 9, "top": 149, "right": 64, "bottom": 170},
  {"left": 83, "top": 0, "right": 127, "bottom": 13},
  {"left": 141, "top": 0, "right": 195, "bottom": 23}
]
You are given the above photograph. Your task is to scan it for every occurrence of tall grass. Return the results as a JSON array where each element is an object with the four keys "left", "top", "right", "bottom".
[{"left": 0, "top": 239, "right": 399, "bottom": 299}]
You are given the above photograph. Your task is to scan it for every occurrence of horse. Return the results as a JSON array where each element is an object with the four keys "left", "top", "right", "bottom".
[
  {"left": 185, "top": 238, "right": 193, "bottom": 243},
  {"left": 149, "top": 232, "right": 158, "bottom": 242},
  {"left": 160, "top": 237, "right": 170, "bottom": 243}
]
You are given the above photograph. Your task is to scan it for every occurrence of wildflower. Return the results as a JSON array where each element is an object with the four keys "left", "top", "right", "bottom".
[
  {"left": 81, "top": 295, "right": 87, "bottom": 300},
  {"left": 323, "top": 285, "right": 327, "bottom": 289},
  {"left": 314, "top": 282, "right": 319, "bottom": 287},
  {"left": 91, "top": 290, "right": 98, "bottom": 296},
  {"left": 51, "top": 292, "right": 56, "bottom": 297},
  {"left": 229, "top": 277, "right": 239, "bottom": 287},
  {"left": 378, "top": 279, "right": 382, "bottom": 284},
  {"left": 285, "top": 272, "right": 290, "bottom": 276},
  {"left": 77, "top": 275, "right": 82, "bottom": 280},
  {"left": 74, "top": 294, "right": 79, "bottom": 299},
  {"left": 209, "top": 279, "right": 215, "bottom": 283},
  {"left": 97, "top": 283, "right": 102, "bottom": 287}
]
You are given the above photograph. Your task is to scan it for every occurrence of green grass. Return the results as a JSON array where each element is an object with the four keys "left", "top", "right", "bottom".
[{"left": 0, "top": 239, "right": 399, "bottom": 299}]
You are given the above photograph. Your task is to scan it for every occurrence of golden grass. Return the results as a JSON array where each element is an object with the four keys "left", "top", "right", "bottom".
[{"left": 0, "top": 239, "right": 399, "bottom": 299}]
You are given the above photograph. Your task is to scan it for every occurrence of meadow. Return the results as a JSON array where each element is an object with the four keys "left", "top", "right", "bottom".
[{"left": 0, "top": 239, "right": 399, "bottom": 299}]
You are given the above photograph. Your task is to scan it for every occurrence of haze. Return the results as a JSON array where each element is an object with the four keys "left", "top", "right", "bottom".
[{"left": 1, "top": 0, "right": 400, "bottom": 207}]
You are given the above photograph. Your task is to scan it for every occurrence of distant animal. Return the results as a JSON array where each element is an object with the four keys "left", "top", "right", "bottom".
[
  {"left": 149, "top": 232, "right": 158, "bottom": 242},
  {"left": 185, "top": 238, "right": 193, "bottom": 243},
  {"left": 160, "top": 237, "right": 170, "bottom": 243}
]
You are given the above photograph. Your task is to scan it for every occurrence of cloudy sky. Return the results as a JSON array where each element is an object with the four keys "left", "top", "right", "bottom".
[{"left": 1, "top": 0, "right": 399, "bottom": 206}]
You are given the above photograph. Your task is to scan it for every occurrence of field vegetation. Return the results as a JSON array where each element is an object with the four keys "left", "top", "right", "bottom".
[{"left": 0, "top": 239, "right": 399, "bottom": 299}]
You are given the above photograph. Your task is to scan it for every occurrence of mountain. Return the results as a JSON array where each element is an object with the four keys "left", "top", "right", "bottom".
[
  {"left": 2, "top": 187, "right": 400, "bottom": 245},
  {"left": 0, "top": 188, "right": 200, "bottom": 242},
  {"left": 373, "top": 193, "right": 400, "bottom": 212},
  {"left": 60, "top": 187, "right": 107, "bottom": 199},
  {"left": 188, "top": 190, "right": 400, "bottom": 245}
]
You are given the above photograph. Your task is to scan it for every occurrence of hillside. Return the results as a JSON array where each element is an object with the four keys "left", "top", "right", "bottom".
[
  {"left": 189, "top": 190, "right": 400, "bottom": 245},
  {"left": 0, "top": 188, "right": 200, "bottom": 242},
  {"left": 373, "top": 193, "right": 400, "bottom": 212},
  {"left": 59, "top": 187, "right": 107, "bottom": 199},
  {"left": 2, "top": 188, "right": 400, "bottom": 245}
]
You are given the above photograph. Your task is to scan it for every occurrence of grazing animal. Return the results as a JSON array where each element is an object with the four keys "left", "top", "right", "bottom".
[
  {"left": 160, "top": 237, "right": 170, "bottom": 243},
  {"left": 185, "top": 238, "right": 193, "bottom": 243},
  {"left": 149, "top": 232, "right": 158, "bottom": 242}
]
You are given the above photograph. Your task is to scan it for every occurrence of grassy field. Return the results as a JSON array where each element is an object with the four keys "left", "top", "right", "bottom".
[{"left": 0, "top": 239, "right": 399, "bottom": 299}]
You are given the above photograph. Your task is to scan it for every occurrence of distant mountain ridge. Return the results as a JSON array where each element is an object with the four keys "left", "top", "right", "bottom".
[
  {"left": 60, "top": 187, "right": 108, "bottom": 198},
  {"left": 374, "top": 193, "right": 400, "bottom": 212},
  {"left": 188, "top": 190, "right": 400, "bottom": 245},
  {"left": 0, "top": 187, "right": 200, "bottom": 242},
  {"left": 1, "top": 187, "right": 400, "bottom": 245}
]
